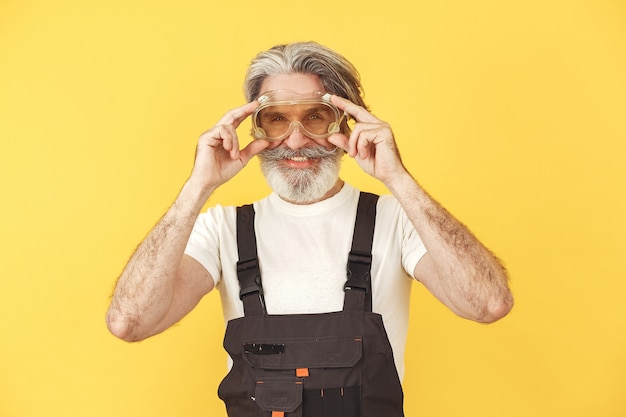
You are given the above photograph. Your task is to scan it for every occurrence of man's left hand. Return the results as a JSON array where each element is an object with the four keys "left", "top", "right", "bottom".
[{"left": 328, "top": 95, "right": 408, "bottom": 186}]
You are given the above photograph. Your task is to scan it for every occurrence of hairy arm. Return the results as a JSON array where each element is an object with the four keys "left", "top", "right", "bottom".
[
  {"left": 106, "top": 180, "right": 216, "bottom": 341},
  {"left": 388, "top": 173, "right": 513, "bottom": 323},
  {"left": 106, "top": 101, "right": 269, "bottom": 341},
  {"left": 329, "top": 95, "right": 513, "bottom": 323}
]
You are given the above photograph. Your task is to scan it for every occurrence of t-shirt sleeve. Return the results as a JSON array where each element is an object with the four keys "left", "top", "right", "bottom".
[
  {"left": 184, "top": 205, "right": 225, "bottom": 287},
  {"left": 377, "top": 194, "right": 428, "bottom": 279},
  {"left": 400, "top": 207, "right": 428, "bottom": 279}
]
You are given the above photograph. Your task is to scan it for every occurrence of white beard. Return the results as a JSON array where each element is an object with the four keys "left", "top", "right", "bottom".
[{"left": 259, "top": 146, "right": 343, "bottom": 204}]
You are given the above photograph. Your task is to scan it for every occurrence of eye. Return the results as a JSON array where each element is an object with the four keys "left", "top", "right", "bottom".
[
  {"left": 262, "top": 113, "right": 288, "bottom": 124},
  {"left": 306, "top": 112, "right": 330, "bottom": 122}
]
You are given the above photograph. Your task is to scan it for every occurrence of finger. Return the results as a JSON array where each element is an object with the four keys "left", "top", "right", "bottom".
[
  {"left": 329, "top": 95, "right": 379, "bottom": 124},
  {"left": 216, "top": 101, "right": 260, "bottom": 128},
  {"left": 239, "top": 139, "right": 271, "bottom": 165},
  {"left": 346, "top": 123, "right": 375, "bottom": 158},
  {"left": 356, "top": 130, "right": 375, "bottom": 160},
  {"left": 223, "top": 126, "right": 240, "bottom": 159},
  {"left": 327, "top": 133, "right": 350, "bottom": 153},
  {"left": 199, "top": 124, "right": 241, "bottom": 159},
  {"left": 200, "top": 125, "right": 235, "bottom": 148}
]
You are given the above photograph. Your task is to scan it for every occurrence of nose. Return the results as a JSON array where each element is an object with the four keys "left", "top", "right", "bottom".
[{"left": 282, "top": 123, "right": 311, "bottom": 150}]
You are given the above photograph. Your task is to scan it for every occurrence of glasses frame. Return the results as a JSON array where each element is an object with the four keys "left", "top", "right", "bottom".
[{"left": 251, "top": 90, "right": 346, "bottom": 142}]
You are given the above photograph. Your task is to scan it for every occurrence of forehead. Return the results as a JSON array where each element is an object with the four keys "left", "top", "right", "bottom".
[{"left": 260, "top": 73, "right": 324, "bottom": 95}]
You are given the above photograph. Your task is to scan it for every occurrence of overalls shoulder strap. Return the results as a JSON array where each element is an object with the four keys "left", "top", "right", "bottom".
[
  {"left": 235, "top": 191, "right": 379, "bottom": 316},
  {"left": 235, "top": 203, "right": 266, "bottom": 316},
  {"left": 343, "top": 192, "right": 378, "bottom": 312}
]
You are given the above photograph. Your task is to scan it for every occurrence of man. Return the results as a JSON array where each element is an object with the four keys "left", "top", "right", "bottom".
[{"left": 106, "top": 41, "right": 513, "bottom": 415}]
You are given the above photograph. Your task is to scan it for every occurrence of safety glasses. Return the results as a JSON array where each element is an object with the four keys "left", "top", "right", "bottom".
[{"left": 251, "top": 90, "right": 346, "bottom": 141}]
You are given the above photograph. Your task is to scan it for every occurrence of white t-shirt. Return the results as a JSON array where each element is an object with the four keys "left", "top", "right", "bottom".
[{"left": 184, "top": 183, "right": 427, "bottom": 379}]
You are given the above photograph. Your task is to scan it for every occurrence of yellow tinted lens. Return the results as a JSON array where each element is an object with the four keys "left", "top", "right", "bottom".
[
  {"left": 255, "top": 102, "right": 338, "bottom": 139},
  {"left": 255, "top": 108, "right": 290, "bottom": 138},
  {"left": 301, "top": 105, "right": 336, "bottom": 135}
]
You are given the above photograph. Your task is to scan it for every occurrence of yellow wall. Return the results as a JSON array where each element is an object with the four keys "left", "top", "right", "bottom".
[{"left": 1, "top": 0, "right": 625, "bottom": 416}]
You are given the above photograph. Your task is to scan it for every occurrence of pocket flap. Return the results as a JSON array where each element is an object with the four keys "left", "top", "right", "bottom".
[
  {"left": 243, "top": 336, "right": 362, "bottom": 370},
  {"left": 254, "top": 377, "right": 302, "bottom": 413}
]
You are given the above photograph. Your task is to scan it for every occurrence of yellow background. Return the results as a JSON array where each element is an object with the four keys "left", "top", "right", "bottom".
[{"left": 1, "top": 0, "right": 625, "bottom": 416}]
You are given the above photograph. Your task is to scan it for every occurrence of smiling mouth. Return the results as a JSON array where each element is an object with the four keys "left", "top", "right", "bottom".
[{"left": 288, "top": 156, "right": 310, "bottom": 162}]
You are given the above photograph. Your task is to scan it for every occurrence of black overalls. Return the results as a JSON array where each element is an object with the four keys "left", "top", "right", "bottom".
[{"left": 218, "top": 192, "right": 405, "bottom": 417}]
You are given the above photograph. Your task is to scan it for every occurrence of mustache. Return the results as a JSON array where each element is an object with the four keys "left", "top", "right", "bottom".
[{"left": 258, "top": 145, "right": 341, "bottom": 161}]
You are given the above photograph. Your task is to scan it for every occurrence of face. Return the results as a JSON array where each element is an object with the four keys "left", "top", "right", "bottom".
[{"left": 256, "top": 73, "right": 343, "bottom": 204}]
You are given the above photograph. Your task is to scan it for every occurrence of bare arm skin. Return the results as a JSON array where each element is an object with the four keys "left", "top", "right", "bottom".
[
  {"left": 106, "top": 101, "right": 270, "bottom": 342},
  {"left": 329, "top": 95, "right": 513, "bottom": 323},
  {"left": 388, "top": 175, "right": 512, "bottom": 323},
  {"left": 105, "top": 182, "right": 215, "bottom": 342}
]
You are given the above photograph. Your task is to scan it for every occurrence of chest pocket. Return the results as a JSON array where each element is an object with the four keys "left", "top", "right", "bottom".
[{"left": 243, "top": 336, "right": 362, "bottom": 371}]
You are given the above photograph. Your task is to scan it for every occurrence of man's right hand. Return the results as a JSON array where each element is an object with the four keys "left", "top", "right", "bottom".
[{"left": 189, "top": 101, "right": 271, "bottom": 190}]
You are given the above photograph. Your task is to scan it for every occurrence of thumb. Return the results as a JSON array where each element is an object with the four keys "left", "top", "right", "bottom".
[
  {"left": 327, "top": 133, "right": 349, "bottom": 153},
  {"left": 239, "top": 139, "right": 271, "bottom": 164}
]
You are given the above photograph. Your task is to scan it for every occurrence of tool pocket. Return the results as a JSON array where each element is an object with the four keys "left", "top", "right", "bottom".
[
  {"left": 244, "top": 336, "right": 363, "bottom": 417},
  {"left": 254, "top": 376, "right": 303, "bottom": 417}
]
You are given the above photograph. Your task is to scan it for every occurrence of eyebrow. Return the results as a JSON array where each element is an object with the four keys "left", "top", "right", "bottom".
[{"left": 259, "top": 110, "right": 288, "bottom": 120}]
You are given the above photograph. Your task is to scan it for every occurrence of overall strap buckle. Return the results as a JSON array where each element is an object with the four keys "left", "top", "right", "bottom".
[
  {"left": 236, "top": 204, "right": 266, "bottom": 316},
  {"left": 343, "top": 192, "right": 378, "bottom": 312}
]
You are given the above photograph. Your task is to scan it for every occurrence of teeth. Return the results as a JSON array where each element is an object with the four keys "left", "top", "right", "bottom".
[{"left": 289, "top": 156, "right": 308, "bottom": 162}]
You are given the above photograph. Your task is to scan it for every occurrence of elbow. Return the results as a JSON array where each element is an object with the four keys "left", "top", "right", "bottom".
[
  {"left": 105, "top": 310, "right": 146, "bottom": 343},
  {"left": 475, "top": 265, "right": 514, "bottom": 323},
  {"left": 478, "top": 292, "right": 514, "bottom": 324}
]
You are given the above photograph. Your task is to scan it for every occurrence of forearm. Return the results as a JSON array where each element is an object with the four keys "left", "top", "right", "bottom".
[
  {"left": 386, "top": 171, "right": 513, "bottom": 322},
  {"left": 326, "top": 95, "right": 512, "bottom": 321},
  {"left": 106, "top": 179, "right": 215, "bottom": 341}
]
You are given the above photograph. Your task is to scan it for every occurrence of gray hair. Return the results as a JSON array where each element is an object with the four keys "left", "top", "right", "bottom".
[{"left": 244, "top": 42, "right": 367, "bottom": 110}]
